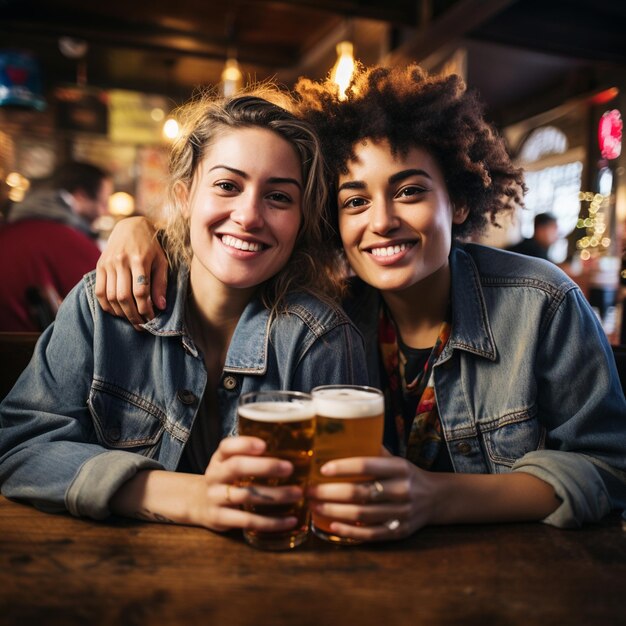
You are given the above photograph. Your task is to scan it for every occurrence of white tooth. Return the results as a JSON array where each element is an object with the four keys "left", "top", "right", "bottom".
[
  {"left": 394, "top": 245, "right": 401, "bottom": 254},
  {"left": 222, "top": 234, "right": 264, "bottom": 252}
]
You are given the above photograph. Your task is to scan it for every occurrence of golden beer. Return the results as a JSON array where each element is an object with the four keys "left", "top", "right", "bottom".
[
  {"left": 311, "top": 385, "right": 384, "bottom": 544},
  {"left": 237, "top": 391, "right": 315, "bottom": 550}
]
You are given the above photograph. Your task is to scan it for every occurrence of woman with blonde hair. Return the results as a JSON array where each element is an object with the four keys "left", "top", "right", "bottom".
[{"left": 0, "top": 90, "right": 367, "bottom": 536}]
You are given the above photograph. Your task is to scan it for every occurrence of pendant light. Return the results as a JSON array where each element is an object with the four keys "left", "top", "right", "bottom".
[{"left": 331, "top": 40, "right": 355, "bottom": 100}]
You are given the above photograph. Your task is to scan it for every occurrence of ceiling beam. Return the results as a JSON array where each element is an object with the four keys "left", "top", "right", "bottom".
[
  {"left": 0, "top": 20, "right": 294, "bottom": 67},
  {"left": 383, "top": 0, "right": 519, "bottom": 66},
  {"left": 265, "top": 0, "right": 418, "bottom": 25}
]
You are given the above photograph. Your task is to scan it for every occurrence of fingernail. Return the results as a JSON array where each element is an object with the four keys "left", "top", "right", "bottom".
[
  {"left": 251, "top": 439, "right": 266, "bottom": 452},
  {"left": 321, "top": 462, "right": 335, "bottom": 476},
  {"left": 278, "top": 461, "right": 292, "bottom": 474},
  {"left": 157, "top": 296, "right": 167, "bottom": 309}
]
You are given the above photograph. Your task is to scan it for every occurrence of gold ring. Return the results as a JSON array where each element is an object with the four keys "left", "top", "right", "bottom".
[{"left": 370, "top": 480, "right": 385, "bottom": 502}]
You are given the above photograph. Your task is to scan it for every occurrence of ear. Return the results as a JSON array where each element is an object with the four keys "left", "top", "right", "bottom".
[
  {"left": 72, "top": 189, "right": 89, "bottom": 204},
  {"left": 452, "top": 204, "right": 469, "bottom": 225},
  {"left": 173, "top": 181, "right": 190, "bottom": 218}
]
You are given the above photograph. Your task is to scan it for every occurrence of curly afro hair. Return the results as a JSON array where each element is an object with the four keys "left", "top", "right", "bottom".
[{"left": 295, "top": 64, "right": 525, "bottom": 240}]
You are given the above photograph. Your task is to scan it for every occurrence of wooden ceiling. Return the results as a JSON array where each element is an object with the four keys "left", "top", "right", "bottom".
[{"left": 2, "top": 0, "right": 626, "bottom": 125}]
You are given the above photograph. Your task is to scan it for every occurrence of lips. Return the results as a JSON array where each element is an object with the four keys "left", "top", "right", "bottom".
[{"left": 220, "top": 234, "right": 268, "bottom": 252}]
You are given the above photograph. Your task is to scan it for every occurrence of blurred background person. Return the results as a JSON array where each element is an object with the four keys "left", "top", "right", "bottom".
[
  {"left": 506, "top": 212, "right": 559, "bottom": 262},
  {"left": 6, "top": 160, "right": 112, "bottom": 240},
  {"left": 0, "top": 160, "right": 113, "bottom": 331}
]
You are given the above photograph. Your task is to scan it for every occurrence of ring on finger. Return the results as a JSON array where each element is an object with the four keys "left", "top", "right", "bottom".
[
  {"left": 136, "top": 274, "right": 149, "bottom": 286},
  {"left": 369, "top": 480, "right": 385, "bottom": 502}
]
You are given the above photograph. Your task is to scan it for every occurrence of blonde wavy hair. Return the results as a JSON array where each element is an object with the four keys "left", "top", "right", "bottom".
[{"left": 162, "top": 87, "right": 345, "bottom": 308}]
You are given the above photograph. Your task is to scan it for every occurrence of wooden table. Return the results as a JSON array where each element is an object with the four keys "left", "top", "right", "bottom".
[{"left": 1, "top": 495, "right": 624, "bottom": 626}]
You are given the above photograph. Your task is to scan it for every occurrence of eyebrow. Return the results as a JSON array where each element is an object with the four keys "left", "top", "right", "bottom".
[
  {"left": 338, "top": 168, "right": 432, "bottom": 192},
  {"left": 208, "top": 165, "right": 302, "bottom": 190}
]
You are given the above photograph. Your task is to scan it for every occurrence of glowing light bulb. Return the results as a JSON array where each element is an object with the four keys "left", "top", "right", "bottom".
[
  {"left": 331, "top": 41, "right": 355, "bottom": 101},
  {"left": 221, "top": 58, "right": 242, "bottom": 97},
  {"left": 109, "top": 192, "right": 135, "bottom": 217}
]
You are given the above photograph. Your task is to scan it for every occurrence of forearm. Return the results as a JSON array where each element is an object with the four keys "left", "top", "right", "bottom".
[
  {"left": 429, "top": 470, "right": 561, "bottom": 525},
  {"left": 110, "top": 469, "right": 205, "bottom": 525}
]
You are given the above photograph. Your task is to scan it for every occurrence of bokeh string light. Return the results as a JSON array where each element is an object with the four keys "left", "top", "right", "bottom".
[{"left": 575, "top": 191, "right": 611, "bottom": 261}]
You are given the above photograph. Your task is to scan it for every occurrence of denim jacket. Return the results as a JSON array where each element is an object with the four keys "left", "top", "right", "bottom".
[
  {"left": 345, "top": 243, "right": 626, "bottom": 528},
  {"left": 0, "top": 269, "right": 368, "bottom": 519}
]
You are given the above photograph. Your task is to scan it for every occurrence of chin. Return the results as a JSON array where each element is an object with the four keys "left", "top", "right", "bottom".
[{"left": 357, "top": 271, "right": 414, "bottom": 293}]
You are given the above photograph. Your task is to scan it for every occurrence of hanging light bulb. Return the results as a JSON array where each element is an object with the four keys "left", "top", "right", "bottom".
[
  {"left": 331, "top": 41, "right": 355, "bottom": 101},
  {"left": 221, "top": 57, "right": 243, "bottom": 97}
]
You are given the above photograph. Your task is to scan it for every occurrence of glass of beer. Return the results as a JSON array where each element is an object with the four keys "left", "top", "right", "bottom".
[
  {"left": 237, "top": 390, "right": 316, "bottom": 550},
  {"left": 310, "top": 385, "right": 384, "bottom": 544}
]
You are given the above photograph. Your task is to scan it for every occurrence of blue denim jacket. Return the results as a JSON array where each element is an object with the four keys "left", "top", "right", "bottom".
[
  {"left": 345, "top": 243, "right": 626, "bottom": 528},
  {"left": 0, "top": 269, "right": 368, "bottom": 519}
]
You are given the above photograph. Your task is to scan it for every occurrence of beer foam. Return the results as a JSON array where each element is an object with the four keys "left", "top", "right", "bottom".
[
  {"left": 238, "top": 401, "right": 315, "bottom": 422},
  {"left": 313, "top": 387, "right": 384, "bottom": 418}
]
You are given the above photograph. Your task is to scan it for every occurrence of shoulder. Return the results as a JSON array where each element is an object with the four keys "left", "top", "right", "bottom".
[
  {"left": 506, "top": 238, "right": 547, "bottom": 259},
  {"left": 454, "top": 243, "right": 577, "bottom": 296},
  {"left": 274, "top": 291, "right": 356, "bottom": 338},
  {"left": 1, "top": 219, "right": 99, "bottom": 250}
]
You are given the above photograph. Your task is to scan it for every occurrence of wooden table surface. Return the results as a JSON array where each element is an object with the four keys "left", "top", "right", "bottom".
[{"left": 1, "top": 495, "right": 624, "bottom": 626}]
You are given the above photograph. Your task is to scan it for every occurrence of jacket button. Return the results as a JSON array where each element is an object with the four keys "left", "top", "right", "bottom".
[
  {"left": 108, "top": 427, "right": 121, "bottom": 441},
  {"left": 456, "top": 442, "right": 472, "bottom": 455},
  {"left": 223, "top": 376, "right": 237, "bottom": 390},
  {"left": 177, "top": 389, "right": 197, "bottom": 405}
]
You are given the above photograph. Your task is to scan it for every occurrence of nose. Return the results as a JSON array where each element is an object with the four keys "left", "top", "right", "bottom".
[
  {"left": 230, "top": 193, "right": 265, "bottom": 231},
  {"left": 369, "top": 197, "right": 399, "bottom": 235}
]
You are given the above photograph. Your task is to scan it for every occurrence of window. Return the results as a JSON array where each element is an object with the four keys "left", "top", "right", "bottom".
[{"left": 516, "top": 126, "right": 583, "bottom": 262}]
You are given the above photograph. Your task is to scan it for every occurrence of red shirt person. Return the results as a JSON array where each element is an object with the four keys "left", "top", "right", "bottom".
[
  {"left": 0, "top": 220, "right": 102, "bottom": 331},
  {"left": 0, "top": 160, "right": 112, "bottom": 331}
]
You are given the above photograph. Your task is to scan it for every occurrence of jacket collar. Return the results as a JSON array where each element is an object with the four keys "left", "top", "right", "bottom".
[
  {"left": 447, "top": 245, "right": 497, "bottom": 361},
  {"left": 142, "top": 267, "right": 270, "bottom": 373}
]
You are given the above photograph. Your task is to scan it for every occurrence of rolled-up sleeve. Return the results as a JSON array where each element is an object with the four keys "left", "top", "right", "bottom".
[
  {"left": 66, "top": 451, "right": 163, "bottom": 519},
  {"left": 512, "top": 450, "right": 613, "bottom": 528}
]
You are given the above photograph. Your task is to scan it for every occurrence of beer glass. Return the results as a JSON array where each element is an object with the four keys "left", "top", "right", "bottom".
[
  {"left": 310, "top": 385, "right": 384, "bottom": 544},
  {"left": 237, "top": 390, "right": 315, "bottom": 550}
]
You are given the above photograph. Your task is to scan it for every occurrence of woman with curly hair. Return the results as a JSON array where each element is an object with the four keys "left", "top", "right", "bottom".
[{"left": 92, "top": 65, "right": 625, "bottom": 542}]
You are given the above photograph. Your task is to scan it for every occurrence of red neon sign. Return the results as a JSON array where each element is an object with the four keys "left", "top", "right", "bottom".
[{"left": 598, "top": 109, "right": 622, "bottom": 160}]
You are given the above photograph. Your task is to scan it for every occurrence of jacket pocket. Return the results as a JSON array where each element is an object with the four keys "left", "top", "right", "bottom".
[
  {"left": 88, "top": 379, "right": 165, "bottom": 455},
  {"left": 481, "top": 408, "right": 545, "bottom": 472}
]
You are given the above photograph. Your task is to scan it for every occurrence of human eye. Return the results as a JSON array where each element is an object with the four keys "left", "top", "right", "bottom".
[
  {"left": 395, "top": 184, "right": 426, "bottom": 200},
  {"left": 340, "top": 196, "right": 369, "bottom": 212},
  {"left": 215, "top": 181, "right": 238, "bottom": 193},
  {"left": 266, "top": 191, "right": 293, "bottom": 205}
]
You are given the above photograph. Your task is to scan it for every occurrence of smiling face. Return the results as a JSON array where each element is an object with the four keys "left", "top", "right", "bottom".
[
  {"left": 337, "top": 139, "right": 468, "bottom": 295},
  {"left": 184, "top": 126, "right": 303, "bottom": 293}
]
